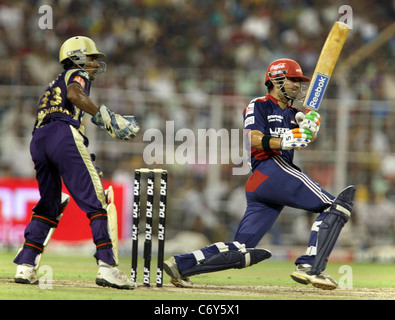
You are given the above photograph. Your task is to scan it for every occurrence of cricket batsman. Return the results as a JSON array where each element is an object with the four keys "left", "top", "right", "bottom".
[
  {"left": 13, "top": 36, "right": 139, "bottom": 289},
  {"left": 164, "top": 59, "right": 355, "bottom": 290}
]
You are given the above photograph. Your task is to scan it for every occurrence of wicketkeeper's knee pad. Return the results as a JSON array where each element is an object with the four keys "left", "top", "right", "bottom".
[
  {"left": 180, "top": 242, "right": 271, "bottom": 278},
  {"left": 311, "top": 185, "right": 356, "bottom": 275}
]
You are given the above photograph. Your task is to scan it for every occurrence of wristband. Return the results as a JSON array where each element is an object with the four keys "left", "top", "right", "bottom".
[{"left": 261, "top": 135, "right": 272, "bottom": 151}]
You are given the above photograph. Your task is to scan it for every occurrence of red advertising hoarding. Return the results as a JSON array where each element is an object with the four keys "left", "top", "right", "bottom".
[{"left": 0, "top": 178, "right": 131, "bottom": 246}]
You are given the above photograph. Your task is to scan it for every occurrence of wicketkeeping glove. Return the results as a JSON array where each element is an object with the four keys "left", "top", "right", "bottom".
[
  {"left": 281, "top": 128, "right": 311, "bottom": 150},
  {"left": 295, "top": 110, "right": 321, "bottom": 139},
  {"left": 91, "top": 105, "right": 140, "bottom": 141}
]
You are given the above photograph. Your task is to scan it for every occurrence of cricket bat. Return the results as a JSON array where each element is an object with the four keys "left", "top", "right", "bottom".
[
  {"left": 303, "top": 21, "right": 350, "bottom": 111},
  {"left": 106, "top": 185, "right": 119, "bottom": 265}
]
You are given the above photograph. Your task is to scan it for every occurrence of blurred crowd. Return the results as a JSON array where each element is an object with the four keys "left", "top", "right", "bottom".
[
  {"left": 0, "top": 0, "right": 394, "bottom": 99},
  {"left": 0, "top": 0, "right": 394, "bottom": 251}
]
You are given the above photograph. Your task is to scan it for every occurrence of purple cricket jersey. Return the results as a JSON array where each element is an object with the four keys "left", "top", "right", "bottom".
[
  {"left": 34, "top": 69, "right": 91, "bottom": 129},
  {"left": 14, "top": 68, "right": 115, "bottom": 266}
]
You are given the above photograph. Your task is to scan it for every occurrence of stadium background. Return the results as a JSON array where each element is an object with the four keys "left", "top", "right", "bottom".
[{"left": 0, "top": 0, "right": 394, "bottom": 263}]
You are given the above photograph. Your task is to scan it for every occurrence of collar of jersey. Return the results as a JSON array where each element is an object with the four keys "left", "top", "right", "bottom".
[
  {"left": 266, "top": 94, "right": 278, "bottom": 105},
  {"left": 266, "top": 94, "right": 291, "bottom": 108}
]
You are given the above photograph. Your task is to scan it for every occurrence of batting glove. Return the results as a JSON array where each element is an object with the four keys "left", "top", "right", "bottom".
[
  {"left": 92, "top": 105, "right": 140, "bottom": 141},
  {"left": 295, "top": 110, "right": 321, "bottom": 140},
  {"left": 281, "top": 128, "right": 311, "bottom": 150}
]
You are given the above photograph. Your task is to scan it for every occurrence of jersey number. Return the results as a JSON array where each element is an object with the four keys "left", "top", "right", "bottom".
[{"left": 38, "top": 87, "right": 62, "bottom": 109}]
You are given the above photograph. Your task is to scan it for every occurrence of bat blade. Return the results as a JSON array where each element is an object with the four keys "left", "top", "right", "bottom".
[{"left": 303, "top": 21, "right": 350, "bottom": 111}]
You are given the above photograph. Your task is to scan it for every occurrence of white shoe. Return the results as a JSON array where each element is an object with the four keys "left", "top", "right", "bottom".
[
  {"left": 96, "top": 261, "right": 136, "bottom": 290},
  {"left": 15, "top": 264, "right": 38, "bottom": 284},
  {"left": 290, "top": 264, "right": 338, "bottom": 290},
  {"left": 164, "top": 256, "right": 193, "bottom": 288}
]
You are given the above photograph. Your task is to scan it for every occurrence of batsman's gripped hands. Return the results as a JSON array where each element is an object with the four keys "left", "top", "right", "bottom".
[
  {"left": 296, "top": 110, "right": 321, "bottom": 140},
  {"left": 92, "top": 105, "right": 140, "bottom": 141},
  {"left": 281, "top": 128, "right": 312, "bottom": 150}
]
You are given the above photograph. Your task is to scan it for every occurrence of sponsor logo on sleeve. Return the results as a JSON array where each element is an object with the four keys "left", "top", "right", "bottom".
[
  {"left": 245, "top": 103, "right": 254, "bottom": 116},
  {"left": 72, "top": 75, "right": 86, "bottom": 89},
  {"left": 244, "top": 116, "right": 255, "bottom": 127}
]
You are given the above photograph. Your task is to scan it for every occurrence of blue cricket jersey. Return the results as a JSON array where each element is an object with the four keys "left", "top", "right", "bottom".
[{"left": 243, "top": 94, "right": 301, "bottom": 171}]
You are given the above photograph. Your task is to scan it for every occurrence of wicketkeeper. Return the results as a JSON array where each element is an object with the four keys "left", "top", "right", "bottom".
[{"left": 13, "top": 36, "right": 139, "bottom": 289}]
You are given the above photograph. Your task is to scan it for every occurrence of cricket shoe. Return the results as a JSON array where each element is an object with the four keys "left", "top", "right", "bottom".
[
  {"left": 14, "top": 264, "right": 38, "bottom": 285},
  {"left": 164, "top": 256, "right": 194, "bottom": 288},
  {"left": 290, "top": 264, "right": 338, "bottom": 290},
  {"left": 96, "top": 261, "right": 136, "bottom": 290}
]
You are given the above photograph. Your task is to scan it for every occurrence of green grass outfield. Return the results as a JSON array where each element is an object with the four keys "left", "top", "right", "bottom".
[{"left": 1, "top": 250, "right": 394, "bottom": 301}]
